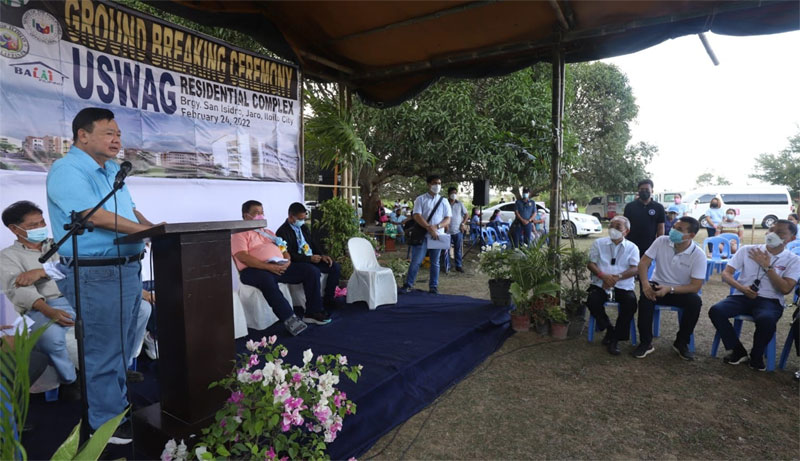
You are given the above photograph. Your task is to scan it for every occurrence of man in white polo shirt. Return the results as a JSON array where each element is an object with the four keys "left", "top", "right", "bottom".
[
  {"left": 708, "top": 219, "right": 800, "bottom": 371},
  {"left": 635, "top": 217, "right": 706, "bottom": 360},
  {"left": 586, "top": 216, "right": 640, "bottom": 355},
  {"left": 400, "top": 175, "right": 452, "bottom": 294}
]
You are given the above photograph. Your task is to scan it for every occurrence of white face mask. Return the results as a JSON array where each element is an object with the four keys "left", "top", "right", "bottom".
[
  {"left": 430, "top": 184, "right": 441, "bottom": 194},
  {"left": 764, "top": 232, "right": 784, "bottom": 249},
  {"left": 726, "top": 213, "right": 735, "bottom": 221},
  {"left": 608, "top": 228, "right": 624, "bottom": 241},
  {"left": 449, "top": 194, "right": 456, "bottom": 200}
]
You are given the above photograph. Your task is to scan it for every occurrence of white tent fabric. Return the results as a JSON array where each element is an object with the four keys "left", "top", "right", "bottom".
[{"left": 346, "top": 237, "right": 397, "bottom": 310}]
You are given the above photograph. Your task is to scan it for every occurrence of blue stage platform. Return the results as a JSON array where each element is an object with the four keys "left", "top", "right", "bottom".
[{"left": 23, "top": 291, "right": 512, "bottom": 460}]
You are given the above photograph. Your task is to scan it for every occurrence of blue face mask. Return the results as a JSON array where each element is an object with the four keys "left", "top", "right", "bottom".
[
  {"left": 523, "top": 193, "right": 530, "bottom": 199},
  {"left": 292, "top": 219, "right": 305, "bottom": 228},
  {"left": 18, "top": 225, "right": 48, "bottom": 243},
  {"left": 669, "top": 228, "right": 685, "bottom": 244}
]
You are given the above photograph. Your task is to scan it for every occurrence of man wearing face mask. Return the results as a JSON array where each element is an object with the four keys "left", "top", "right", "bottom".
[
  {"left": 276, "top": 202, "right": 341, "bottom": 311},
  {"left": 400, "top": 175, "right": 452, "bottom": 294},
  {"left": 0, "top": 201, "right": 80, "bottom": 400},
  {"left": 624, "top": 179, "right": 666, "bottom": 257},
  {"left": 708, "top": 219, "right": 800, "bottom": 371},
  {"left": 440, "top": 186, "right": 467, "bottom": 273},
  {"left": 512, "top": 187, "right": 536, "bottom": 247},
  {"left": 635, "top": 217, "right": 706, "bottom": 360},
  {"left": 586, "top": 216, "right": 640, "bottom": 355},
  {"left": 234, "top": 200, "right": 332, "bottom": 334}
]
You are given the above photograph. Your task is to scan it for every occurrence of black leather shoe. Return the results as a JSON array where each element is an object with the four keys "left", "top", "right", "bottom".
[
  {"left": 723, "top": 346, "right": 749, "bottom": 365},
  {"left": 429, "top": 287, "right": 439, "bottom": 294},
  {"left": 399, "top": 285, "right": 413, "bottom": 294},
  {"left": 606, "top": 340, "right": 620, "bottom": 356},
  {"left": 672, "top": 342, "right": 695, "bottom": 361},
  {"left": 455, "top": 266, "right": 464, "bottom": 273}
]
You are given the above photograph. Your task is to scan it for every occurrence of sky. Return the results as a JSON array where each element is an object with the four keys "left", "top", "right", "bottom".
[{"left": 602, "top": 30, "right": 800, "bottom": 194}]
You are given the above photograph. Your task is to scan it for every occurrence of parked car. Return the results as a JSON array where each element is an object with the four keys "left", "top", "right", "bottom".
[
  {"left": 684, "top": 185, "right": 792, "bottom": 228},
  {"left": 479, "top": 201, "right": 601, "bottom": 237}
]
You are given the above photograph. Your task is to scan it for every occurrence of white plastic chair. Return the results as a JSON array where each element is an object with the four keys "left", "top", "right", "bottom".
[
  {"left": 233, "top": 258, "right": 281, "bottom": 330},
  {"left": 346, "top": 237, "right": 398, "bottom": 310}
]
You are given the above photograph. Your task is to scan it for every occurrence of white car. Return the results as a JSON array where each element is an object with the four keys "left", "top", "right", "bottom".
[{"left": 479, "top": 201, "right": 601, "bottom": 237}]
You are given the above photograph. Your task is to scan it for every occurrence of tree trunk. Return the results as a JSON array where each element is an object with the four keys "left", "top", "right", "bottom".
[{"left": 359, "top": 167, "right": 379, "bottom": 225}]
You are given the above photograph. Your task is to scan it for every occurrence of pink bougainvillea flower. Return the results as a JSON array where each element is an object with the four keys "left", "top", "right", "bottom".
[
  {"left": 292, "top": 372, "right": 303, "bottom": 383},
  {"left": 227, "top": 391, "right": 244, "bottom": 404},
  {"left": 266, "top": 446, "right": 277, "bottom": 460},
  {"left": 339, "top": 356, "right": 348, "bottom": 365},
  {"left": 269, "top": 335, "right": 277, "bottom": 345},
  {"left": 249, "top": 354, "right": 260, "bottom": 367},
  {"left": 333, "top": 392, "right": 347, "bottom": 408},
  {"left": 280, "top": 349, "right": 288, "bottom": 358}
]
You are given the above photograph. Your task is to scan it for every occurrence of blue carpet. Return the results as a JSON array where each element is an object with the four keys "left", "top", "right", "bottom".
[{"left": 23, "top": 292, "right": 511, "bottom": 460}]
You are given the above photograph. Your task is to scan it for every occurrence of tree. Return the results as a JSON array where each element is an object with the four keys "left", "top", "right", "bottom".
[
  {"left": 751, "top": 130, "right": 800, "bottom": 195},
  {"left": 696, "top": 171, "right": 732, "bottom": 187}
]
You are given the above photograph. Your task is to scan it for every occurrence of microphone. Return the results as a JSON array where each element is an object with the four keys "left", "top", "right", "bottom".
[{"left": 114, "top": 161, "right": 132, "bottom": 189}]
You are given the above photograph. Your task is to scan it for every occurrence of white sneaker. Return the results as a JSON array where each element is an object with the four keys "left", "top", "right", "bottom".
[{"left": 143, "top": 331, "right": 159, "bottom": 360}]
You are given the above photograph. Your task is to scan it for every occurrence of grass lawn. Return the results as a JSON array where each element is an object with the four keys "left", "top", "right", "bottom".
[{"left": 368, "top": 226, "right": 799, "bottom": 460}]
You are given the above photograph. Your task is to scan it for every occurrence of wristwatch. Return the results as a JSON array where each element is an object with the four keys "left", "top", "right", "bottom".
[{"left": 670, "top": 286, "right": 675, "bottom": 294}]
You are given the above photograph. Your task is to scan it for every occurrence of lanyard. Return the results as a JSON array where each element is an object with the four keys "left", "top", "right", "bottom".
[{"left": 607, "top": 241, "right": 625, "bottom": 266}]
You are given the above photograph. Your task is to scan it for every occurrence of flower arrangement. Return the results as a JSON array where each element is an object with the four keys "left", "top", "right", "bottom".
[
  {"left": 477, "top": 242, "right": 512, "bottom": 280},
  {"left": 275, "top": 237, "right": 288, "bottom": 254},
  {"left": 301, "top": 242, "right": 313, "bottom": 256},
  {"left": 187, "top": 336, "right": 362, "bottom": 460}
]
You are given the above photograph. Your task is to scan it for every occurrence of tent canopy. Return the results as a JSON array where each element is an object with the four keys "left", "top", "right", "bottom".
[{"left": 153, "top": 0, "right": 798, "bottom": 106}]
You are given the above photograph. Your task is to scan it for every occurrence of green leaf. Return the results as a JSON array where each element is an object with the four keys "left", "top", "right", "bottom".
[
  {"left": 74, "top": 409, "right": 127, "bottom": 461},
  {"left": 50, "top": 421, "right": 81, "bottom": 460}
]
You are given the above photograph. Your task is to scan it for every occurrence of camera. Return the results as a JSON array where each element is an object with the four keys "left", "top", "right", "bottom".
[{"left": 749, "top": 279, "right": 761, "bottom": 292}]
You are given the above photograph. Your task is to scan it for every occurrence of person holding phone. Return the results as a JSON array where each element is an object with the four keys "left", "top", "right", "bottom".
[
  {"left": 708, "top": 219, "right": 800, "bottom": 371},
  {"left": 634, "top": 217, "right": 706, "bottom": 361}
]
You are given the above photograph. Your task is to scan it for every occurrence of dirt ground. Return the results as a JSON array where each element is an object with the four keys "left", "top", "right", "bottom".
[{"left": 367, "top": 227, "right": 800, "bottom": 460}]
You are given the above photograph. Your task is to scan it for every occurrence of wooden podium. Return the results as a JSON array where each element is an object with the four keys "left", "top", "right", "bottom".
[{"left": 116, "top": 220, "right": 265, "bottom": 454}]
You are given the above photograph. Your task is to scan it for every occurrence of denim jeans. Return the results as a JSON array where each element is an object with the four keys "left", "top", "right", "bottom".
[
  {"left": 514, "top": 223, "right": 533, "bottom": 247},
  {"left": 58, "top": 260, "right": 142, "bottom": 430},
  {"left": 439, "top": 232, "right": 464, "bottom": 272},
  {"left": 708, "top": 295, "right": 784, "bottom": 358},
  {"left": 405, "top": 237, "right": 442, "bottom": 290},
  {"left": 27, "top": 296, "right": 77, "bottom": 384}
]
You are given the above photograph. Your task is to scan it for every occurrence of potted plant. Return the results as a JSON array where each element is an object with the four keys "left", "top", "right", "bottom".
[
  {"left": 385, "top": 257, "right": 410, "bottom": 287},
  {"left": 507, "top": 238, "right": 561, "bottom": 333},
  {"left": 478, "top": 242, "right": 513, "bottom": 306},
  {"left": 546, "top": 305, "right": 570, "bottom": 340},
  {"left": 560, "top": 247, "right": 590, "bottom": 337},
  {"left": 315, "top": 197, "right": 375, "bottom": 282}
]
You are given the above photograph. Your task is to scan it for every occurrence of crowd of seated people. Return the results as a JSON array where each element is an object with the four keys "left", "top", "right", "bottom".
[{"left": 587, "top": 212, "right": 799, "bottom": 373}]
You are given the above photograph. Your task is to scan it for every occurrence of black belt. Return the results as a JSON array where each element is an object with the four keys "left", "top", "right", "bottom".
[{"left": 60, "top": 252, "right": 145, "bottom": 267}]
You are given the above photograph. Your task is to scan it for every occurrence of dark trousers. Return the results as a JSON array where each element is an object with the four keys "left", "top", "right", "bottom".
[
  {"left": 311, "top": 261, "right": 341, "bottom": 304},
  {"left": 513, "top": 222, "right": 533, "bottom": 247},
  {"left": 240, "top": 263, "right": 324, "bottom": 321},
  {"left": 708, "top": 295, "right": 783, "bottom": 359},
  {"left": 638, "top": 292, "right": 702, "bottom": 347},
  {"left": 586, "top": 286, "right": 637, "bottom": 341}
]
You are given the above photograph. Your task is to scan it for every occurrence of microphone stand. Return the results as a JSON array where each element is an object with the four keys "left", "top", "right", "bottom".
[{"left": 39, "top": 177, "right": 128, "bottom": 445}]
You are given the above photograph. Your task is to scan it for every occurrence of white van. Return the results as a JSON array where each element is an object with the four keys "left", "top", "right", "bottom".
[{"left": 685, "top": 186, "right": 793, "bottom": 228}]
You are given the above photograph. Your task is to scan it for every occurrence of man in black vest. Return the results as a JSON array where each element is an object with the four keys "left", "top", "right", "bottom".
[
  {"left": 276, "top": 202, "right": 341, "bottom": 312},
  {"left": 623, "top": 179, "right": 666, "bottom": 256}
]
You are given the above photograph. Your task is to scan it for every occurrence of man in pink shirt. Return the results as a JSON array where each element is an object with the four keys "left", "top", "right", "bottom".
[{"left": 232, "top": 200, "right": 331, "bottom": 336}]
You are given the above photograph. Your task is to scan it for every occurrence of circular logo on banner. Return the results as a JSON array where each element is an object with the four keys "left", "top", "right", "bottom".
[
  {"left": 23, "top": 9, "right": 61, "bottom": 43},
  {"left": 648, "top": 209, "right": 656, "bottom": 216},
  {"left": 0, "top": 23, "right": 29, "bottom": 58}
]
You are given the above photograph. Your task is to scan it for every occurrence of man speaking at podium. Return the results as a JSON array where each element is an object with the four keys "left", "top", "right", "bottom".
[{"left": 46, "top": 107, "right": 156, "bottom": 444}]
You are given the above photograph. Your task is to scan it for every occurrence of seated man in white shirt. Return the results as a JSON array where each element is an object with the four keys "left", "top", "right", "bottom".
[
  {"left": 709, "top": 219, "right": 800, "bottom": 371},
  {"left": 1, "top": 201, "right": 79, "bottom": 399},
  {"left": 586, "top": 216, "right": 640, "bottom": 355},
  {"left": 635, "top": 217, "right": 706, "bottom": 361}
]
